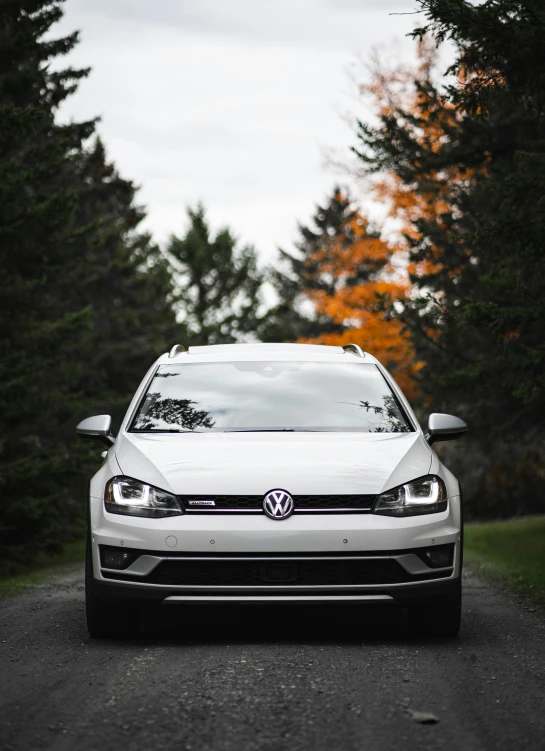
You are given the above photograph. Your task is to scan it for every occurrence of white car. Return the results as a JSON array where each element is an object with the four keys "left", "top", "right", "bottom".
[{"left": 77, "top": 342, "right": 466, "bottom": 638}]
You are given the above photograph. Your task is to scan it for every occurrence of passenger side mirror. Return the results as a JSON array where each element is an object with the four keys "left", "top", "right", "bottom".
[
  {"left": 426, "top": 413, "right": 467, "bottom": 446},
  {"left": 76, "top": 415, "right": 115, "bottom": 447}
]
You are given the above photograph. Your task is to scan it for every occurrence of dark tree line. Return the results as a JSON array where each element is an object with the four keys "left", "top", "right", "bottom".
[{"left": 0, "top": 1, "right": 186, "bottom": 570}]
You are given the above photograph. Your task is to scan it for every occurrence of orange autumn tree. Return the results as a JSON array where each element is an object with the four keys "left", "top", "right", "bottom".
[
  {"left": 263, "top": 43, "right": 483, "bottom": 401},
  {"left": 274, "top": 43, "right": 466, "bottom": 398},
  {"left": 352, "top": 37, "right": 476, "bottom": 290},
  {"left": 296, "top": 188, "right": 419, "bottom": 397}
]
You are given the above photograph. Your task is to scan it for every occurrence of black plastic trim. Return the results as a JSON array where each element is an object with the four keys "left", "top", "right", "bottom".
[
  {"left": 90, "top": 575, "right": 461, "bottom": 606},
  {"left": 414, "top": 543, "right": 455, "bottom": 569}
]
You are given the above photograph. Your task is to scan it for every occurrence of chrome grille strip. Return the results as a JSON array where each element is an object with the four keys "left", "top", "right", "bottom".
[
  {"left": 163, "top": 594, "right": 395, "bottom": 603},
  {"left": 178, "top": 494, "right": 376, "bottom": 513},
  {"left": 183, "top": 508, "right": 372, "bottom": 514},
  {"left": 99, "top": 577, "right": 454, "bottom": 589}
]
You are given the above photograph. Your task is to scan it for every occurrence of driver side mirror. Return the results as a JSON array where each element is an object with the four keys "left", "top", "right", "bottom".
[
  {"left": 76, "top": 414, "right": 115, "bottom": 447},
  {"left": 426, "top": 413, "right": 467, "bottom": 446}
]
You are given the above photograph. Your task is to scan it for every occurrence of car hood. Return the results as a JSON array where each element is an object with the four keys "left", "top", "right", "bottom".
[{"left": 115, "top": 431, "right": 432, "bottom": 496}]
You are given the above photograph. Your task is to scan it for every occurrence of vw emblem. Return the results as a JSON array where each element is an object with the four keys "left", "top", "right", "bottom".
[{"left": 263, "top": 489, "right": 294, "bottom": 520}]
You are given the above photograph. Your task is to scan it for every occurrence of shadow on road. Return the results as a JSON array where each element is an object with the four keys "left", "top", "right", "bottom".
[{"left": 128, "top": 603, "right": 447, "bottom": 646}]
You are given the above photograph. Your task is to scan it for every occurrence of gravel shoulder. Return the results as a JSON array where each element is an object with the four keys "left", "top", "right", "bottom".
[{"left": 1, "top": 569, "right": 544, "bottom": 751}]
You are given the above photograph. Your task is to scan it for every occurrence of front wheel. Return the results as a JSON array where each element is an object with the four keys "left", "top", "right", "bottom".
[
  {"left": 407, "top": 582, "right": 462, "bottom": 637},
  {"left": 85, "top": 535, "right": 140, "bottom": 639}
]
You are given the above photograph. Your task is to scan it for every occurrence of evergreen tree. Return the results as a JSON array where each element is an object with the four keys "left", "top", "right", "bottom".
[
  {"left": 412, "top": 0, "right": 545, "bottom": 436},
  {"left": 167, "top": 205, "right": 263, "bottom": 345},
  {"left": 261, "top": 189, "right": 354, "bottom": 342},
  {"left": 0, "top": 0, "right": 94, "bottom": 568},
  {"left": 352, "top": 40, "right": 479, "bottom": 409},
  {"left": 0, "top": 1, "right": 180, "bottom": 570},
  {"left": 69, "top": 137, "right": 182, "bottom": 421},
  {"left": 355, "top": 1, "right": 545, "bottom": 435}
]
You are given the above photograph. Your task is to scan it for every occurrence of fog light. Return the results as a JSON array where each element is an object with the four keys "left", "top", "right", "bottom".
[
  {"left": 100, "top": 546, "right": 137, "bottom": 570},
  {"left": 417, "top": 544, "right": 454, "bottom": 569}
]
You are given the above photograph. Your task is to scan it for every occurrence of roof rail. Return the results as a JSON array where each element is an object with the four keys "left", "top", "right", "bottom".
[
  {"left": 343, "top": 343, "right": 364, "bottom": 357},
  {"left": 168, "top": 344, "right": 187, "bottom": 358}
]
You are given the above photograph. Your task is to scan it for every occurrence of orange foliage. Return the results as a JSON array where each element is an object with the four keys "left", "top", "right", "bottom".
[
  {"left": 361, "top": 38, "right": 475, "bottom": 281},
  {"left": 298, "top": 193, "right": 421, "bottom": 398},
  {"left": 298, "top": 42, "right": 480, "bottom": 398}
]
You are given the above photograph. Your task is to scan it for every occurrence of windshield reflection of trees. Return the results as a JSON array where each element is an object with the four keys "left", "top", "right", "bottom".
[
  {"left": 134, "top": 393, "right": 215, "bottom": 431},
  {"left": 341, "top": 395, "right": 410, "bottom": 432}
]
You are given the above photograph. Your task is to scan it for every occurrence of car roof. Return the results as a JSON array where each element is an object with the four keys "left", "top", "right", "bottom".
[{"left": 156, "top": 342, "right": 379, "bottom": 365}]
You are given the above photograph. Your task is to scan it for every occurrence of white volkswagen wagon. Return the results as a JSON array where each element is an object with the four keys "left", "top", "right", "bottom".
[{"left": 77, "top": 343, "right": 467, "bottom": 638}]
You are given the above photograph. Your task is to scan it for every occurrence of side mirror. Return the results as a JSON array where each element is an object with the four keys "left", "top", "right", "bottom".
[
  {"left": 76, "top": 415, "right": 115, "bottom": 447},
  {"left": 426, "top": 413, "right": 467, "bottom": 446}
]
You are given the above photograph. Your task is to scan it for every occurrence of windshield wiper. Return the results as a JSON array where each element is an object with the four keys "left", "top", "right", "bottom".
[
  {"left": 223, "top": 428, "right": 318, "bottom": 433},
  {"left": 134, "top": 428, "right": 200, "bottom": 433}
]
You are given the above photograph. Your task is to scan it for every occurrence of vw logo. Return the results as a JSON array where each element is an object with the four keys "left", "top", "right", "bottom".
[{"left": 263, "top": 489, "right": 294, "bottom": 520}]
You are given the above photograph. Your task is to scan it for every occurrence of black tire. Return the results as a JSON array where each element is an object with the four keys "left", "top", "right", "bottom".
[
  {"left": 85, "top": 535, "right": 140, "bottom": 639},
  {"left": 407, "top": 581, "right": 462, "bottom": 637}
]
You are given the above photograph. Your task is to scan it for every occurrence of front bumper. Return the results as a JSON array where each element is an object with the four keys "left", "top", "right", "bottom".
[
  {"left": 89, "top": 495, "right": 462, "bottom": 606},
  {"left": 91, "top": 544, "right": 460, "bottom": 607},
  {"left": 91, "top": 573, "right": 461, "bottom": 606}
]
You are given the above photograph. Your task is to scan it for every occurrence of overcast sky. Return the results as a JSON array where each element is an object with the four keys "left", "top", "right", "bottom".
[{"left": 56, "top": 0, "right": 425, "bottom": 262}]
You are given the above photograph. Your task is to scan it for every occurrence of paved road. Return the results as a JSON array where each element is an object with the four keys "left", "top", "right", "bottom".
[{"left": 0, "top": 569, "right": 544, "bottom": 751}]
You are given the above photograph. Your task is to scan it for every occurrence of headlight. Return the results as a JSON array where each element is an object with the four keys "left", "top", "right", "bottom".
[
  {"left": 372, "top": 475, "right": 447, "bottom": 517},
  {"left": 105, "top": 476, "right": 183, "bottom": 518}
]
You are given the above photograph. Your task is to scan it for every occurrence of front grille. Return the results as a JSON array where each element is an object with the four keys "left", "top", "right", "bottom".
[
  {"left": 179, "top": 494, "right": 376, "bottom": 513},
  {"left": 104, "top": 558, "right": 448, "bottom": 587}
]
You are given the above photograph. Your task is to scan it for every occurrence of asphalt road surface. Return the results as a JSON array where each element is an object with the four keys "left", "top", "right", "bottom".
[{"left": 1, "top": 568, "right": 544, "bottom": 751}]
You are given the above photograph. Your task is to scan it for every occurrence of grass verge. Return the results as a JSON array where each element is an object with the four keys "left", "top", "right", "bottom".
[
  {"left": 464, "top": 517, "right": 545, "bottom": 607},
  {"left": 0, "top": 539, "right": 86, "bottom": 599}
]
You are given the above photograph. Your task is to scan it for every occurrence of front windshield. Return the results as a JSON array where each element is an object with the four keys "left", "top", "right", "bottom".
[{"left": 130, "top": 361, "right": 413, "bottom": 433}]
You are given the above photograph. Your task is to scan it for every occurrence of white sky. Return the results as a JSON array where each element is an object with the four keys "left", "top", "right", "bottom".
[{"left": 55, "top": 0, "right": 427, "bottom": 262}]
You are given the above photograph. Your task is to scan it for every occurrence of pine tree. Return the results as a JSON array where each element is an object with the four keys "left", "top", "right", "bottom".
[
  {"left": 0, "top": 0, "right": 95, "bottom": 568},
  {"left": 261, "top": 189, "right": 358, "bottom": 342},
  {"left": 68, "top": 137, "right": 182, "bottom": 420},
  {"left": 411, "top": 0, "right": 545, "bottom": 434},
  {"left": 355, "top": 1, "right": 545, "bottom": 435},
  {"left": 351, "top": 39, "right": 479, "bottom": 408},
  {"left": 167, "top": 205, "right": 263, "bottom": 345}
]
